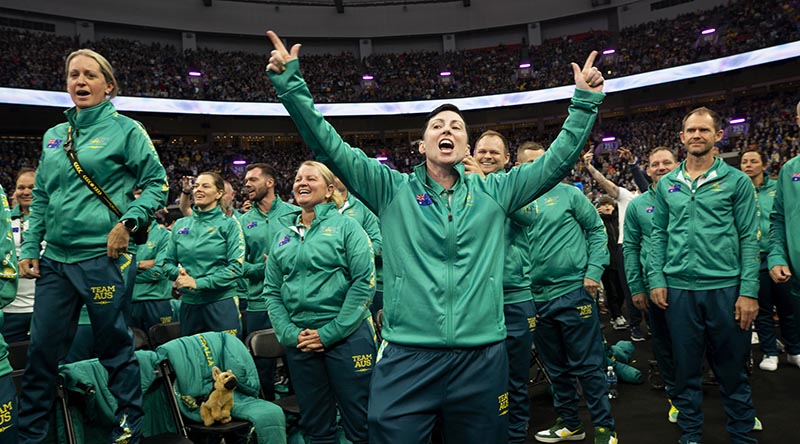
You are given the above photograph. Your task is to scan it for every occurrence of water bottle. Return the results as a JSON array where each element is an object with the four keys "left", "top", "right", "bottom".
[{"left": 606, "top": 365, "right": 618, "bottom": 399}]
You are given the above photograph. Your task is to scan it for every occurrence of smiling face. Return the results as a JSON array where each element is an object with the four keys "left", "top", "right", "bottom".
[
  {"left": 680, "top": 112, "right": 722, "bottom": 158},
  {"left": 474, "top": 135, "right": 509, "bottom": 175},
  {"left": 243, "top": 167, "right": 274, "bottom": 203},
  {"left": 66, "top": 55, "right": 113, "bottom": 110},
  {"left": 646, "top": 149, "right": 677, "bottom": 185},
  {"left": 193, "top": 174, "right": 223, "bottom": 210},
  {"left": 293, "top": 164, "right": 334, "bottom": 210},
  {"left": 14, "top": 171, "right": 35, "bottom": 211},
  {"left": 739, "top": 151, "right": 765, "bottom": 180},
  {"left": 419, "top": 110, "right": 470, "bottom": 169}
]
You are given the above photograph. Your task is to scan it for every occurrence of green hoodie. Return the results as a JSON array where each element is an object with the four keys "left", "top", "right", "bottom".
[
  {"left": 648, "top": 158, "right": 760, "bottom": 297},
  {"left": 527, "top": 183, "right": 608, "bottom": 302},
  {"left": 768, "top": 155, "right": 800, "bottom": 280},
  {"left": 268, "top": 60, "right": 602, "bottom": 347},
  {"left": 340, "top": 194, "right": 383, "bottom": 292},
  {"left": 21, "top": 100, "right": 169, "bottom": 263},
  {"left": 0, "top": 185, "right": 18, "bottom": 378},
  {"left": 623, "top": 186, "right": 656, "bottom": 296},
  {"left": 264, "top": 203, "right": 375, "bottom": 348},
  {"left": 239, "top": 197, "right": 300, "bottom": 311},
  {"left": 165, "top": 206, "right": 245, "bottom": 305},
  {"left": 753, "top": 175, "right": 776, "bottom": 254},
  {"left": 132, "top": 222, "right": 172, "bottom": 302}
]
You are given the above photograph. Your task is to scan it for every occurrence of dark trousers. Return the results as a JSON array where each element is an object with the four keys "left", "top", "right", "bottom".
[
  {"left": 647, "top": 301, "right": 676, "bottom": 398},
  {"left": 128, "top": 299, "right": 174, "bottom": 333},
  {"left": 0, "top": 372, "right": 17, "bottom": 444},
  {"left": 504, "top": 300, "right": 536, "bottom": 444},
  {"left": 533, "top": 287, "right": 614, "bottom": 430},
  {"left": 755, "top": 265, "right": 800, "bottom": 356},
  {"left": 666, "top": 287, "right": 756, "bottom": 444},
  {"left": 285, "top": 320, "right": 375, "bottom": 444},
  {"left": 180, "top": 298, "right": 240, "bottom": 337},
  {"left": 0, "top": 312, "right": 32, "bottom": 343},
  {"left": 19, "top": 255, "right": 143, "bottom": 444},
  {"left": 245, "top": 310, "right": 276, "bottom": 401},
  {"left": 368, "top": 339, "right": 508, "bottom": 444}
]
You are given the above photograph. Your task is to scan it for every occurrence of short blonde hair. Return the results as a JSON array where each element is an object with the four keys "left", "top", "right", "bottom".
[
  {"left": 65, "top": 49, "right": 119, "bottom": 99},
  {"left": 300, "top": 161, "right": 344, "bottom": 208}
]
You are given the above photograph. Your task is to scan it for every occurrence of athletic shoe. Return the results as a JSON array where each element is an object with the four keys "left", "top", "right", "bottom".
[
  {"left": 593, "top": 426, "right": 618, "bottom": 444},
  {"left": 753, "top": 416, "right": 763, "bottom": 431},
  {"left": 630, "top": 326, "right": 645, "bottom": 342},
  {"left": 788, "top": 353, "right": 800, "bottom": 368},
  {"left": 668, "top": 400, "right": 678, "bottom": 424},
  {"left": 534, "top": 418, "right": 586, "bottom": 443},
  {"left": 759, "top": 355, "right": 778, "bottom": 371},
  {"left": 612, "top": 317, "right": 628, "bottom": 331}
]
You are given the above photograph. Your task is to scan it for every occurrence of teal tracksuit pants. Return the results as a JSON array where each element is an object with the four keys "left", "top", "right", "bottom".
[
  {"left": 533, "top": 287, "right": 614, "bottom": 431},
  {"left": 180, "top": 298, "right": 240, "bottom": 337},
  {"left": 666, "top": 286, "right": 756, "bottom": 444},
  {"left": 504, "top": 300, "right": 536, "bottom": 444}
]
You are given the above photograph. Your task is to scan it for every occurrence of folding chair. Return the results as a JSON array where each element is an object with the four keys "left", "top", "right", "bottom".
[
  {"left": 245, "top": 329, "right": 300, "bottom": 417},
  {"left": 148, "top": 322, "right": 183, "bottom": 348},
  {"left": 529, "top": 343, "right": 552, "bottom": 388},
  {"left": 131, "top": 327, "right": 151, "bottom": 350}
]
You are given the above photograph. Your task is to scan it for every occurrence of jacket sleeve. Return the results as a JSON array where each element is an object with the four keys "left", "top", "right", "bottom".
[
  {"left": 0, "top": 186, "right": 18, "bottom": 308},
  {"left": 572, "top": 189, "right": 609, "bottom": 283},
  {"left": 622, "top": 198, "right": 646, "bottom": 295},
  {"left": 733, "top": 176, "right": 760, "bottom": 298},
  {"left": 163, "top": 227, "right": 181, "bottom": 282},
  {"left": 120, "top": 121, "right": 169, "bottom": 228},
  {"left": 648, "top": 182, "right": 669, "bottom": 290},
  {"left": 630, "top": 163, "right": 650, "bottom": 193},
  {"left": 485, "top": 88, "right": 603, "bottom": 214},
  {"left": 136, "top": 227, "right": 169, "bottom": 283},
  {"left": 20, "top": 143, "right": 50, "bottom": 260},
  {"left": 318, "top": 223, "right": 376, "bottom": 347},
  {"left": 768, "top": 168, "right": 789, "bottom": 269},
  {"left": 195, "top": 218, "right": 245, "bottom": 292},
  {"left": 263, "top": 239, "right": 302, "bottom": 348},
  {"left": 269, "top": 61, "right": 404, "bottom": 215},
  {"left": 360, "top": 207, "right": 382, "bottom": 257}
]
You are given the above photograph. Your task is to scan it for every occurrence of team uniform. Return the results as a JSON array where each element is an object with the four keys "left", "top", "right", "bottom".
[
  {"left": 1, "top": 205, "right": 34, "bottom": 343},
  {"left": 649, "top": 158, "right": 759, "bottom": 444},
  {"left": 18, "top": 100, "right": 168, "bottom": 444},
  {"left": 268, "top": 59, "right": 602, "bottom": 444},
  {"left": 129, "top": 221, "right": 173, "bottom": 332},
  {"left": 165, "top": 205, "right": 245, "bottom": 337},
  {"left": 339, "top": 195, "right": 383, "bottom": 314},
  {"left": 264, "top": 203, "right": 376, "bottom": 444},
  {"left": 527, "top": 183, "right": 614, "bottom": 442},
  {"left": 239, "top": 196, "right": 300, "bottom": 400},
  {"left": 623, "top": 186, "right": 676, "bottom": 402},
  {"left": 0, "top": 185, "right": 19, "bottom": 443}
]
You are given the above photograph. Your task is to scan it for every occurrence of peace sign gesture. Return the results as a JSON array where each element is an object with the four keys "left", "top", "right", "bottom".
[
  {"left": 571, "top": 51, "right": 604, "bottom": 93},
  {"left": 266, "top": 30, "right": 301, "bottom": 74}
]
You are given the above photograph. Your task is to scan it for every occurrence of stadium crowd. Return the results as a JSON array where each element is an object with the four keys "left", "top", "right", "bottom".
[{"left": 1, "top": 0, "right": 799, "bottom": 103}]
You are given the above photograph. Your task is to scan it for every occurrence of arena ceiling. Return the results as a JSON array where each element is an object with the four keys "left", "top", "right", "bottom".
[{"left": 231, "top": 0, "right": 460, "bottom": 5}]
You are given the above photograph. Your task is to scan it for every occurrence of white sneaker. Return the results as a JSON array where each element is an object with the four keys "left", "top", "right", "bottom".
[
  {"left": 759, "top": 355, "right": 778, "bottom": 371},
  {"left": 788, "top": 354, "right": 800, "bottom": 368}
]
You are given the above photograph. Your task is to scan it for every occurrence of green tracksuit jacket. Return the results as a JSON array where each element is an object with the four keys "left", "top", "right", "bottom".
[
  {"left": 264, "top": 203, "right": 375, "bottom": 348},
  {"left": 623, "top": 186, "right": 656, "bottom": 296},
  {"left": 239, "top": 198, "right": 301, "bottom": 312},
  {"left": 504, "top": 200, "right": 535, "bottom": 304},
  {"left": 769, "top": 155, "right": 800, "bottom": 278},
  {"left": 269, "top": 60, "right": 602, "bottom": 347},
  {"left": 527, "top": 183, "right": 608, "bottom": 302},
  {"left": 165, "top": 206, "right": 245, "bottom": 305},
  {"left": 340, "top": 195, "right": 383, "bottom": 292},
  {"left": 754, "top": 175, "right": 776, "bottom": 254},
  {"left": 0, "top": 185, "right": 18, "bottom": 378},
  {"left": 21, "top": 100, "right": 169, "bottom": 263},
  {"left": 133, "top": 222, "right": 171, "bottom": 301},
  {"left": 648, "top": 158, "right": 760, "bottom": 297}
]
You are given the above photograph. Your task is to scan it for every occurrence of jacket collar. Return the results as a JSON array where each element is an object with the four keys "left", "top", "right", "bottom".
[
  {"left": 192, "top": 205, "right": 223, "bottom": 220},
  {"left": 413, "top": 161, "right": 465, "bottom": 195},
  {"left": 64, "top": 100, "right": 116, "bottom": 129}
]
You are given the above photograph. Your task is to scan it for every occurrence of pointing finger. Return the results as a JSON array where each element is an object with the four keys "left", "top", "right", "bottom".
[
  {"left": 583, "top": 50, "right": 598, "bottom": 73},
  {"left": 267, "top": 30, "right": 288, "bottom": 54}
]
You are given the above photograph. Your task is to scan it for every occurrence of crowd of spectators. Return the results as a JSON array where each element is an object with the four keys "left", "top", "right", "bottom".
[
  {"left": 1, "top": 0, "right": 798, "bottom": 103},
  {"left": 3, "top": 89, "right": 799, "bottom": 210}
]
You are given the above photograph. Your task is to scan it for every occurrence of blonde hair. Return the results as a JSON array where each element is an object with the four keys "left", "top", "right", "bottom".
[
  {"left": 300, "top": 161, "right": 344, "bottom": 208},
  {"left": 65, "top": 49, "right": 119, "bottom": 99}
]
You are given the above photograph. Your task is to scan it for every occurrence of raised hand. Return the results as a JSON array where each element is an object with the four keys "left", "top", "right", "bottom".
[
  {"left": 571, "top": 51, "right": 604, "bottom": 93},
  {"left": 266, "top": 30, "right": 301, "bottom": 74}
]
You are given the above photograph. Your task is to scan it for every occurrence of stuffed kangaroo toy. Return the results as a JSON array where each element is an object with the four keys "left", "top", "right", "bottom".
[{"left": 200, "top": 366, "right": 238, "bottom": 426}]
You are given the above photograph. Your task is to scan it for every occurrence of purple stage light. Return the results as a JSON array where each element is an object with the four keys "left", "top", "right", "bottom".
[
  {"left": 232, "top": 160, "right": 247, "bottom": 165},
  {"left": 362, "top": 75, "right": 374, "bottom": 80},
  {"left": 729, "top": 118, "right": 746, "bottom": 124},
  {"left": 602, "top": 49, "right": 616, "bottom": 55},
  {"left": 440, "top": 71, "right": 452, "bottom": 77},
  {"left": 519, "top": 63, "right": 531, "bottom": 69},
  {"left": 602, "top": 136, "right": 616, "bottom": 142},
  {"left": 376, "top": 155, "right": 388, "bottom": 162},
  {"left": 701, "top": 28, "right": 716, "bottom": 35},
  {"left": 188, "top": 71, "right": 202, "bottom": 77}
]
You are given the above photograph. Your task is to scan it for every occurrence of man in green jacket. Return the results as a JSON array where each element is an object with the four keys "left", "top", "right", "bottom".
[
  {"left": 129, "top": 219, "right": 173, "bottom": 332},
  {"left": 239, "top": 163, "right": 300, "bottom": 400},
  {"left": 649, "top": 107, "right": 759, "bottom": 444},
  {"left": 266, "top": 30, "right": 605, "bottom": 444},
  {"left": 767, "top": 100, "right": 800, "bottom": 370},
  {"left": 517, "top": 145, "right": 616, "bottom": 444},
  {"left": 471, "top": 132, "right": 537, "bottom": 444}
]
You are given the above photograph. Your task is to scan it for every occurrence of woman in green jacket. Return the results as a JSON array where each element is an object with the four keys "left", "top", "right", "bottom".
[
  {"left": 265, "top": 161, "right": 375, "bottom": 444},
  {"left": 165, "top": 171, "right": 245, "bottom": 337},
  {"left": 740, "top": 148, "right": 800, "bottom": 371}
]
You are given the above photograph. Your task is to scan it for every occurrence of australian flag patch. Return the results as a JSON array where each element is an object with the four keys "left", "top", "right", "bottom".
[
  {"left": 46, "top": 139, "right": 63, "bottom": 149},
  {"left": 645, "top": 206, "right": 654, "bottom": 213},
  {"left": 668, "top": 184, "right": 681, "bottom": 193},
  {"left": 416, "top": 194, "right": 433, "bottom": 206},
  {"left": 246, "top": 221, "right": 258, "bottom": 229},
  {"left": 792, "top": 173, "right": 800, "bottom": 182},
  {"left": 278, "top": 235, "right": 291, "bottom": 247},
  {"left": 177, "top": 227, "right": 190, "bottom": 235}
]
